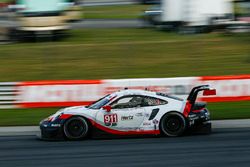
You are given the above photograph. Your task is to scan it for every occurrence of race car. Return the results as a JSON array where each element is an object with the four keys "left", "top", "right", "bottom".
[{"left": 39, "top": 85, "right": 216, "bottom": 140}]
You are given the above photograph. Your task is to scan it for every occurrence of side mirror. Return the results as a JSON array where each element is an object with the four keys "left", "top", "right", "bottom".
[
  {"left": 102, "top": 105, "right": 112, "bottom": 112},
  {"left": 203, "top": 89, "right": 216, "bottom": 96}
]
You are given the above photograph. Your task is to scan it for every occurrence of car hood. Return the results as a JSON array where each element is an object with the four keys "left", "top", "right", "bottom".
[{"left": 49, "top": 106, "right": 97, "bottom": 121}]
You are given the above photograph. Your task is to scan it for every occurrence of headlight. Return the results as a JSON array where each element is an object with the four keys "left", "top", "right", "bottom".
[
  {"left": 56, "top": 109, "right": 64, "bottom": 114},
  {"left": 46, "top": 109, "right": 65, "bottom": 122}
]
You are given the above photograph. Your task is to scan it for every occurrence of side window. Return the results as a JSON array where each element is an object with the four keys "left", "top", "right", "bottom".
[
  {"left": 111, "top": 96, "right": 144, "bottom": 109},
  {"left": 143, "top": 96, "right": 167, "bottom": 107}
]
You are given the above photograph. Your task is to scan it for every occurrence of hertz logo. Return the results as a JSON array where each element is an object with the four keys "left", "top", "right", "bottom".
[{"left": 121, "top": 116, "right": 133, "bottom": 121}]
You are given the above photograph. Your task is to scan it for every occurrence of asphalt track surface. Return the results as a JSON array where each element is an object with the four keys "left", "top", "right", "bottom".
[{"left": 1, "top": 128, "right": 250, "bottom": 167}]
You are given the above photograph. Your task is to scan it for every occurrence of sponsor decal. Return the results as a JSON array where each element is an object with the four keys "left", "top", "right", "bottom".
[
  {"left": 119, "top": 127, "right": 138, "bottom": 131},
  {"left": 121, "top": 116, "right": 133, "bottom": 121},
  {"left": 153, "top": 119, "right": 159, "bottom": 130},
  {"left": 153, "top": 119, "right": 159, "bottom": 125},
  {"left": 136, "top": 127, "right": 144, "bottom": 131},
  {"left": 143, "top": 122, "right": 151, "bottom": 126},
  {"left": 104, "top": 114, "right": 118, "bottom": 126},
  {"left": 51, "top": 124, "right": 61, "bottom": 127},
  {"left": 135, "top": 113, "right": 143, "bottom": 117}
]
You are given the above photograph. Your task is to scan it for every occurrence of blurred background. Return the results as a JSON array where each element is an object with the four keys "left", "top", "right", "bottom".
[{"left": 0, "top": 0, "right": 249, "bottom": 126}]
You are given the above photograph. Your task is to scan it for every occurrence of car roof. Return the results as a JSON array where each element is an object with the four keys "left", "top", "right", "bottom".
[
  {"left": 113, "top": 89, "right": 157, "bottom": 97},
  {"left": 112, "top": 89, "right": 184, "bottom": 101}
]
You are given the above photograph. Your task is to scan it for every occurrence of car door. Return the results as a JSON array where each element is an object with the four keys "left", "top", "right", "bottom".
[{"left": 95, "top": 95, "right": 145, "bottom": 131}]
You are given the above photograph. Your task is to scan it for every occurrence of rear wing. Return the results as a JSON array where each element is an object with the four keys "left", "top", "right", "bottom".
[
  {"left": 187, "top": 85, "right": 216, "bottom": 107},
  {"left": 183, "top": 85, "right": 216, "bottom": 117}
]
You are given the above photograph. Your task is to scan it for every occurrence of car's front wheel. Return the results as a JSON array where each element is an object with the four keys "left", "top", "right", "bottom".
[
  {"left": 160, "top": 112, "right": 186, "bottom": 137},
  {"left": 63, "top": 116, "right": 89, "bottom": 140}
]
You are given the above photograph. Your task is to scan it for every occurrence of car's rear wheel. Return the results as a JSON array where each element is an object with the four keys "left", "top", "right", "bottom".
[
  {"left": 63, "top": 116, "right": 89, "bottom": 140},
  {"left": 160, "top": 112, "right": 186, "bottom": 137}
]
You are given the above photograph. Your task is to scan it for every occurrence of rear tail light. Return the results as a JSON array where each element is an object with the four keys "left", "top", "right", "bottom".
[{"left": 183, "top": 101, "right": 192, "bottom": 117}]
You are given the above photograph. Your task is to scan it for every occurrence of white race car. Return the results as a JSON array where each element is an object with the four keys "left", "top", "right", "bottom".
[{"left": 39, "top": 85, "right": 216, "bottom": 140}]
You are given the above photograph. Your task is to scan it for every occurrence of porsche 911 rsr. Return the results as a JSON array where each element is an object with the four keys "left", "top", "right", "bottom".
[{"left": 39, "top": 85, "right": 216, "bottom": 140}]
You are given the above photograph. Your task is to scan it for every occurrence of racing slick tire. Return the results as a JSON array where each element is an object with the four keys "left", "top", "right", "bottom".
[
  {"left": 160, "top": 112, "right": 186, "bottom": 137},
  {"left": 63, "top": 116, "right": 90, "bottom": 140}
]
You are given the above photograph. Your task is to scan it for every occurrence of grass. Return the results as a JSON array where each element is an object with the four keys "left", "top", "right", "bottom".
[
  {"left": 0, "top": 108, "right": 59, "bottom": 126},
  {"left": 82, "top": 4, "right": 149, "bottom": 19},
  {"left": 0, "top": 0, "right": 10, "bottom": 3},
  {"left": 209, "top": 102, "right": 250, "bottom": 120},
  {"left": 0, "top": 28, "right": 250, "bottom": 125},
  {"left": 0, "top": 29, "right": 249, "bottom": 81}
]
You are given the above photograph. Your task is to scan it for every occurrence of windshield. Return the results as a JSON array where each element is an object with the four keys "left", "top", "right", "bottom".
[
  {"left": 17, "top": 0, "right": 68, "bottom": 13},
  {"left": 87, "top": 94, "right": 111, "bottom": 109}
]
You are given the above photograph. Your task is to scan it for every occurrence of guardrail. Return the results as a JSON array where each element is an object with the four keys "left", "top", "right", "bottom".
[
  {"left": 0, "top": 82, "right": 18, "bottom": 109},
  {"left": 0, "top": 75, "right": 250, "bottom": 109}
]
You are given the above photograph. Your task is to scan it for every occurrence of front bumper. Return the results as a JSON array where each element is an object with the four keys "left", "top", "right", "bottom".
[{"left": 39, "top": 120, "right": 65, "bottom": 140}]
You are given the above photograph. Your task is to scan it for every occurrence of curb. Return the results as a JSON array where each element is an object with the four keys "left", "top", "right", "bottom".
[
  {"left": 212, "top": 119, "right": 250, "bottom": 129},
  {"left": 0, "top": 126, "right": 39, "bottom": 136},
  {"left": 0, "top": 119, "right": 250, "bottom": 136}
]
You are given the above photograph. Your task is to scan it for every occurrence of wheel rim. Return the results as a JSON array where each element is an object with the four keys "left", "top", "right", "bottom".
[
  {"left": 165, "top": 117, "right": 181, "bottom": 133},
  {"left": 162, "top": 115, "right": 185, "bottom": 136},
  {"left": 65, "top": 118, "right": 87, "bottom": 139}
]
